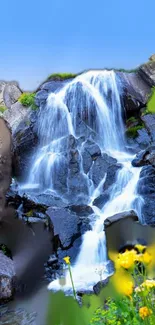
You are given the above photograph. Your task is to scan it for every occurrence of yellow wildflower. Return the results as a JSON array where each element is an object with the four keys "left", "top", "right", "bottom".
[
  {"left": 136, "top": 279, "right": 155, "bottom": 292},
  {"left": 135, "top": 244, "right": 146, "bottom": 253},
  {"left": 139, "top": 306, "right": 152, "bottom": 320},
  {"left": 113, "top": 271, "right": 134, "bottom": 297},
  {"left": 63, "top": 256, "right": 70, "bottom": 264},
  {"left": 142, "top": 251, "right": 152, "bottom": 265},
  {"left": 117, "top": 250, "right": 137, "bottom": 270}
]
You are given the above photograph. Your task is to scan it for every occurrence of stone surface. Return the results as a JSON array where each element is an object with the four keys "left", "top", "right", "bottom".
[
  {"left": 142, "top": 114, "right": 155, "bottom": 142},
  {"left": 138, "top": 61, "right": 155, "bottom": 87},
  {"left": 3, "top": 102, "right": 28, "bottom": 134},
  {"left": 132, "top": 146, "right": 155, "bottom": 167},
  {"left": 91, "top": 154, "right": 117, "bottom": 187},
  {"left": 3, "top": 82, "right": 22, "bottom": 109},
  {"left": 104, "top": 210, "right": 138, "bottom": 228},
  {"left": 0, "top": 252, "right": 16, "bottom": 301},
  {"left": 137, "top": 165, "right": 155, "bottom": 225},
  {"left": 93, "top": 277, "right": 109, "bottom": 295},
  {"left": 0, "top": 306, "right": 36, "bottom": 325}
]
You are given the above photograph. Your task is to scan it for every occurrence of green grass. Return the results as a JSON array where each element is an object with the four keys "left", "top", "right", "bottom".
[
  {"left": 18, "top": 92, "right": 38, "bottom": 110},
  {"left": 47, "top": 73, "right": 77, "bottom": 81},
  {"left": 0, "top": 244, "right": 12, "bottom": 258},
  {"left": 126, "top": 116, "right": 138, "bottom": 123},
  {"left": 0, "top": 105, "right": 7, "bottom": 113},
  {"left": 126, "top": 124, "right": 144, "bottom": 138}
]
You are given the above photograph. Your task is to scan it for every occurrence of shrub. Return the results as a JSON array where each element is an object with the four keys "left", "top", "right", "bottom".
[
  {"left": 47, "top": 73, "right": 77, "bottom": 81},
  {"left": 126, "top": 116, "right": 138, "bottom": 123},
  {"left": 0, "top": 105, "right": 7, "bottom": 113},
  {"left": 126, "top": 124, "right": 144, "bottom": 138},
  {"left": 18, "top": 92, "right": 38, "bottom": 110}
]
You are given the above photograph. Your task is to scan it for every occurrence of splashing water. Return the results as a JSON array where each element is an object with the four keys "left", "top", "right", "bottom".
[{"left": 21, "top": 70, "right": 143, "bottom": 291}]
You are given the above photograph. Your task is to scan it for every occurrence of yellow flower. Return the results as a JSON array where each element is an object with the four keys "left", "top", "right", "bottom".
[
  {"left": 142, "top": 252, "right": 152, "bottom": 265},
  {"left": 63, "top": 256, "right": 70, "bottom": 264},
  {"left": 113, "top": 271, "right": 134, "bottom": 297},
  {"left": 136, "top": 279, "right": 155, "bottom": 292},
  {"left": 135, "top": 244, "right": 146, "bottom": 253},
  {"left": 139, "top": 306, "right": 152, "bottom": 319},
  {"left": 117, "top": 250, "right": 137, "bottom": 270}
]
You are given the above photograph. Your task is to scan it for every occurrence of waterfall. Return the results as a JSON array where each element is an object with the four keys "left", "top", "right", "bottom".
[{"left": 21, "top": 70, "right": 143, "bottom": 291}]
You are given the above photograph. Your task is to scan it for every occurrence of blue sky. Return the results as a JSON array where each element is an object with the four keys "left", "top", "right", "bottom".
[{"left": 0, "top": 0, "right": 154, "bottom": 90}]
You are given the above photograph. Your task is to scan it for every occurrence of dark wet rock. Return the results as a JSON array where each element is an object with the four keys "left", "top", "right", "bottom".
[
  {"left": 35, "top": 90, "right": 48, "bottom": 106},
  {"left": 81, "top": 139, "right": 101, "bottom": 174},
  {"left": 93, "top": 191, "right": 110, "bottom": 209},
  {"left": 67, "top": 205, "right": 93, "bottom": 217},
  {"left": 0, "top": 252, "right": 16, "bottom": 301},
  {"left": 104, "top": 210, "right": 138, "bottom": 228},
  {"left": 132, "top": 146, "right": 155, "bottom": 167},
  {"left": 141, "top": 114, "right": 155, "bottom": 142},
  {"left": 104, "top": 163, "right": 122, "bottom": 190},
  {"left": 137, "top": 165, "right": 155, "bottom": 225},
  {"left": 134, "top": 128, "right": 151, "bottom": 149},
  {"left": 46, "top": 206, "right": 91, "bottom": 249},
  {"left": 93, "top": 277, "right": 109, "bottom": 295},
  {"left": 30, "top": 193, "right": 68, "bottom": 208},
  {"left": 118, "top": 71, "right": 151, "bottom": 114},
  {"left": 11, "top": 110, "right": 38, "bottom": 179},
  {"left": 138, "top": 61, "right": 155, "bottom": 87},
  {"left": 91, "top": 154, "right": 117, "bottom": 187},
  {"left": 0, "top": 306, "right": 37, "bottom": 325}
]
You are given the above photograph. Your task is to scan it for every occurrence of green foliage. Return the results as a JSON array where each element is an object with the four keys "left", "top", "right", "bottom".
[
  {"left": 0, "top": 244, "right": 12, "bottom": 258},
  {"left": 126, "top": 124, "right": 144, "bottom": 138},
  {"left": 146, "top": 87, "right": 155, "bottom": 114},
  {"left": 0, "top": 105, "right": 7, "bottom": 113},
  {"left": 18, "top": 92, "right": 38, "bottom": 110},
  {"left": 47, "top": 73, "right": 77, "bottom": 81},
  {"left": 126, "top": 116, "right": 138, "bottom": 123}
]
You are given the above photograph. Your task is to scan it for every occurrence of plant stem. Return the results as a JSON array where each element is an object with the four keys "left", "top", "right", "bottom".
[{"left": 68, "top": 265, "right": 76, "bottom": 299}]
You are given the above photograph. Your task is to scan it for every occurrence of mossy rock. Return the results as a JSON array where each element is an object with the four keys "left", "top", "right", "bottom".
[
  {"left": 47, "top": 73, "right": 77, "bottom": 81},
  {"left": 126, "top": 124, "right": 144, "bottom": 138},
  {"left": 0, "top": 106, "right": 7, "bottom": 114},
  {"left": 18, "top": 93, "right": 38, "bottom": 110}
]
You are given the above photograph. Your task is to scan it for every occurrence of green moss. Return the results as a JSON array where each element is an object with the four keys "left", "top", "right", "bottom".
[
  {"left": 126, "top": 124, "right": 144, "bottom": 138},
  {"left": 0, "top": 244, "right": 12, "bottom": 258},
  {"left": 126, "top": 116, "right": 138, "bottom": 123},
  {"left": 146, "top": 86, "right": 155, "bottom": 114},
  {"left": 18, "top": 92, "right": 38, "bottom": 110},
  {"left": 0, "top": 105, "right": 7, "bottom": 113},
  {"left": 47, "top": 73, "right": 77, "bottom": 81},
  {"left": 25, "top": 210, "right": 34, "bottom": 217}
]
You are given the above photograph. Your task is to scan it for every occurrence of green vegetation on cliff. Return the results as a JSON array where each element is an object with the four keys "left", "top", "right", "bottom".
[
  {"left": 126, "top": 124, "right": 144, "bottom": 138},
  {"left": 47, "top": 73, "right": 77, "bottom": 81},
  {"left": 146, "top": 86, "right": 155, "bottom": 114},
  {"left": 18, "top": 92, "right": 38, "bottom": 110},
  {"left": 0, "top": 105, "right": 7, "bottom": 113}
]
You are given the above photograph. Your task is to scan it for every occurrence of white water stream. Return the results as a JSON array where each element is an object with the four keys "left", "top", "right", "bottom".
[{"left": 22, "top": 71, "right": 143, "bottom": 291}]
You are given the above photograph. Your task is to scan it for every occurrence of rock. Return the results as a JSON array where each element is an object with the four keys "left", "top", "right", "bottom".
[
  {"left": 132, "top": 146, "right": 155, "bottom": 167},
  {"left": 81, "top": 139, "right": 101, "bottom": 174},
  {"left": 93, "top": 277, "right": 109, "bottom": 295},
  {"left": 141, "top": 114, "right": 155, "bottom": 142},
  {"left": 0, "top": 81, "right": 6, "bottom": 106},
  {"left": 3, "top": 102, "right": 28, "bottom": 134},
  {"left": 134, "top": 128, "right": 151, "bottom": 149},
  {"left": 3, "top": 82, "right": 22, "bottom": 109},
  {"left": 0, "top": 252, "right": 16, "bottom": 301},
  {"left": 104, "top": 210, "right": 138, "bottom": 228},
  {"left": 91, "top": 153, "right": 117, "bottom": 187},
  {"left": 118, "top": 71, "right": 151, "bottom": 112},
  {"left": 0, "top": 306, "right": 36, "bottom": 325},
  {"left": 137, "top": 165, "right": 155, "bottom": 225},
  {"left": 35, "top": 90, "right": 48, "bottom": 106},
  {"left": 93, "top": 191, "right": 110, "bottom": 209},
  {"left": 46, "top": 207, "right": 80, "bottom": 248},
  {"left": 138, "top": 61, "right": 155, "bottom": 87}
]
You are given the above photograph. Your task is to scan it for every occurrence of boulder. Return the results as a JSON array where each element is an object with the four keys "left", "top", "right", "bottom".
[
  {"left": 138, "top": 61, "right": 155, "bottom": 87},
  {"left": 132, "top": 146, "right": 155, "bottom": 167},
  {"left": 134, "top": 128, "right": 151, "bottom": 149},
  {"left": 0, "top": 251, "right": 16, "bottom": 301},
  {"left": 0, "top": 306, "right": 36, "bottom": 325},
  {"left": 104, "top": 210, "right": 138, "bottom": 228},
  {"left": 3, "top": 102, "right": 28, "bottom": 134},
  {"left": 91, "top": 153, "right": 117, "bottom": 187},
  {"left": 141, "top": 114, "right": 155, "bottom": 143},
  {"left": 93, "top": 277, "right": 109, "bottom": 295},
  {"left": 137, "top": 165, "right": 155, "bottom": 225},
  {"left": 118, "top": 71, "right": 151, "bottom": 114},
  {"left": 3, "top": 82, "right": 22, "bottom": 109}
]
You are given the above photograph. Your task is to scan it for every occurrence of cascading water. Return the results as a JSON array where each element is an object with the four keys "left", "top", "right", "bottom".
[{"left": 22, "top": 70, "right": 143, "bottom": 291}]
